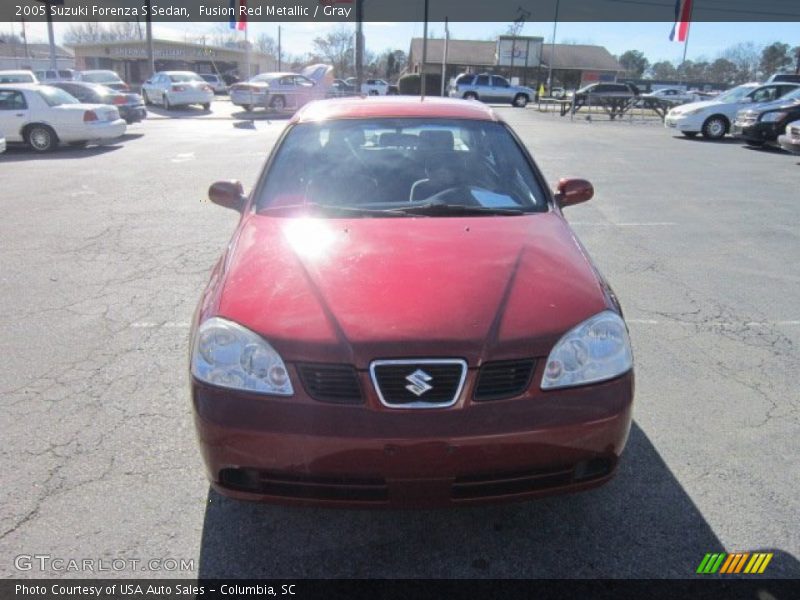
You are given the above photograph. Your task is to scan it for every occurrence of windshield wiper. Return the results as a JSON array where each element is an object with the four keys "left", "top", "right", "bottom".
[
  {"left": 386, "top": 203, "right": 527, "bottom": 217},
  {"left": 259, "top": 203, "right": 405, "bottom": 217}
]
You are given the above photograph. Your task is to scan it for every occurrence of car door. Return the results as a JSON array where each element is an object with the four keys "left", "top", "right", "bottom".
[
  {"left": 491, "top": 76, "right": 513, "bottom": 102},
  {"left": 0, "top": 89, "right": 30, "bottom": 142},
  {"left": 293, "top": 75, "right": 318, "bottom": 105},
  {"left": 474, "top": 75, "right": 492, "bottom": 101}
]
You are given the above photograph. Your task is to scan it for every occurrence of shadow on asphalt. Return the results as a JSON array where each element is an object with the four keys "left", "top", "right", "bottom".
[
  {"left": 196, "top": 423, "right": 799, "bottom": 578},
  {"left": 0, "top": 143, "right": 127, "bottom": 161},
  {"left": 145, "top": 105, "right": 213, "bottom": 118},
  {"left": 672, "top": 135, "right": 746, "bottom": 144},
  {"left": 231, "top": 110, "right": 293, "bottom": 121}
]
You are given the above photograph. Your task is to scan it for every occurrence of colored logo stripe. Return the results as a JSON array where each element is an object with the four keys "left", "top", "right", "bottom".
[{"left": 698, "top": 552, "right": 773, "bottom": 574}]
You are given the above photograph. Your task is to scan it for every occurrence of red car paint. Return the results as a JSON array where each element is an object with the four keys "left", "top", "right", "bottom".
[{"left": 191, "top": 97, "right": 634, "bottom": 507}]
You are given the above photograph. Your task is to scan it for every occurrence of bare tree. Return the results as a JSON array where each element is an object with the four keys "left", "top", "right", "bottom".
[
  {"left": 63, "top": 22, "right": 143, "bottom": 44},
  {"left": 312, "top": 25, "right": 354, "bottom": 78},
  {"left": 721, "top": 42, "right": 760, "bottom": 83}
]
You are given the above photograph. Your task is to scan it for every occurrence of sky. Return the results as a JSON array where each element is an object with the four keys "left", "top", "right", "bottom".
[{"left": 5, "top": 20, "right": 799, "bottom": 65}]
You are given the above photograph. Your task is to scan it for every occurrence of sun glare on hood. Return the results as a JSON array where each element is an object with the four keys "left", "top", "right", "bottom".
[{"left": 282, "top": 217, "right": 339, "bottom": 260}]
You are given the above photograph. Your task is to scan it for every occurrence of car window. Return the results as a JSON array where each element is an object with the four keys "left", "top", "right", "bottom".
[
  {"left": 0, "top": 73, "right": 35, "bottom": 83},
  {"left": 476, "top": 75, "right": 490, "bottom": 86},
  {"left": 81, "top": 71, "right": 123, "bottom": 83},
  {"left": 295, "top": 76, "right": 314, "bottom": 87},
  {"left": 0, "top": 90, "right": 27, "bottom": 110},
  {"left": 456, "top": 74, "right": 474, "bottom": 85},
  {"left": 37, "top": 86, "right": 80, "bottom": 107},
  {"left": 169, "top": 73, "right": 203, "bottom": 83},
  {"left": 256, "top": 118, "right": 548, "bottom": 213},
  {"left": 751, "top": 87, "right": 778, "bottom": 103},
  {"left": 492, "top": 76, "right": 510, "bottom": 88}
]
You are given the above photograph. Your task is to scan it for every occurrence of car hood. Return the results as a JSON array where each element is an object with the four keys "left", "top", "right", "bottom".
[
  {"left": 216, "top": 213, "right": 609, "bottom": 367},
  {"left": 747, "top": 97, "right": 800, "bottom": 114},
  {"left": 670, "top": 99, "right": 725, "bottom": 114}
]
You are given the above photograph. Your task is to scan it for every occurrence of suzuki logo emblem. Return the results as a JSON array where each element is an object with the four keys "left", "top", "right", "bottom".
[{"left": 405, "top": 369, "right": 433, "bottom": 397}]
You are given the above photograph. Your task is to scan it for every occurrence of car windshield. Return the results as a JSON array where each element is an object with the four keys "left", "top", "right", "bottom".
[
  {"left": 169, "top": 73, "right": 204, "bottom": 83},
  {"left": 715, "top": 85, "right": 757, "bottom": 103},
  {"left": 81, "top": 71, "right": 122, "bottom": 83},
  {"left": 201, "top": 75, "right": 218, "bottom": 82},
  {"left": 0, "top": 73, "right": 35, "bottom": 83},
  {"left": 256, "top": 118, "right": 548, "bottom": 216},
  {"left": 779, "top": 87, "right": 800, "bottom": 102},
  {"left": 251, "top": 74, "right": 279, "bottom": 83},
  {"left": 37, "top": 86, "right": 80, "bottom": 107}
]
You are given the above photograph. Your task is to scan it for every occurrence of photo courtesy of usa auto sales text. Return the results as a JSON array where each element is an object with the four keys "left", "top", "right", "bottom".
[{"left": 15, "top": 584, "right": 298, "bottom": 596}]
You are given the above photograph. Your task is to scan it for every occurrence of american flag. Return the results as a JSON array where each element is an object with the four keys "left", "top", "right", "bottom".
[{"left": 669, "top": 0, "right": 692, "bottom": 42}]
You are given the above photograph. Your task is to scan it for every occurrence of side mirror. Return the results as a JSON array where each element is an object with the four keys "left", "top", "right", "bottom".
[
  {"left": 555, "top": 178, "right": 594, "bottom": 207},
  {"left": 209, "top": 180, "right": 246, "bottom": 211}
]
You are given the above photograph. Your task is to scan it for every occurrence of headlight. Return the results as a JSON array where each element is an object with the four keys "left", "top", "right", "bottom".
[
  {"left": 760, "top": 111, "right": 787, "bottom": 123},
  {"left": 191, "top": 317, "right": 293, "bottom": 395},
  {"left": 683, "top": 107, "right": 706, "bottom": 116},
  {"left": 541, "top": 311, "right": 633, "bottom": 390}
]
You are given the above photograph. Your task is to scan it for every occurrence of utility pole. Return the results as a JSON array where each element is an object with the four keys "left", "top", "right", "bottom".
[
  {"left": 548, "top": 0, "right": 560, "bottom": 92},
  {"left": 440, "top": 17, "right": 449, "bottom": 97},
  {"left": 145, "top": 0, "right": 154, "bottom": 78},
  {"left": 21, "top": 18, "right": 30, "bottom": 61},
  {"left": 355, "top": 0, "right": 364, "bottom": 91},
  {"left": 421, "top": 0, "right": 428, "bottom": 99},
  {"left": 277, "top": 26, "right": 282, "bottom": 71}
]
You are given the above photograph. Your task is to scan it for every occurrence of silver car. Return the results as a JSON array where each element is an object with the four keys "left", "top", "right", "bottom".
[
  {"left": 229, "top": 64, "right": 333, "bottom": 113},
  {"left": 141, "top": 71, "right": 214, "bottom": 110},
  {"left": 448, "top": 73, "right": 535, "bottom": 108}
]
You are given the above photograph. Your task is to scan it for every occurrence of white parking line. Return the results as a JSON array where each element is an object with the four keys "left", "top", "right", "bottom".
[
  {"left": 170, "top": 152, "right": 196, "bottom": 163},
  {"left": 131, "top": 322, "right": 191, "bottom": 329},
  {"left": 569, "top": 222, "right": 677, "bottom": 227}
]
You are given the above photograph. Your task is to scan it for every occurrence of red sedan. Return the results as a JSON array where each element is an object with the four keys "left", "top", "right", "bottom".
[{"left": 191, "top": 97, "right": 634, "bottom": 508}]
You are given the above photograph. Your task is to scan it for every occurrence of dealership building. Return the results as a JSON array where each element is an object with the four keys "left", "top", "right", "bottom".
[
  {"left": 408, "top": 37, "right": 623, "bottom": 90},
  {"left": 68, "top": 39, "right": 276, "bottom": 85}
]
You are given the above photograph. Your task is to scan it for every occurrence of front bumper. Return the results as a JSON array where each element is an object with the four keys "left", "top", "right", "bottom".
[
  {"left": 192, "top": 368, "right": 634, "bottom": 508},
  {"left": 778, "top": 133, "right": 800, "bottom": 154},
  {"left": 664, "top": 113, "right": 704, "bottom": 133},
  {"left": 732, "top": 120, "right": 779, "bottom": 143}
]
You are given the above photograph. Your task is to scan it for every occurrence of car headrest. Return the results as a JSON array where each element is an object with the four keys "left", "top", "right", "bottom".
[{"left": 419, "top": 129, "right": 454, "bottom": 152}]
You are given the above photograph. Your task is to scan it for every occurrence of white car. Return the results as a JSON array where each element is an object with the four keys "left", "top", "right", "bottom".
[
  {"left": 0, "top": 84, "right": 126, "bottom": 152},
  {"left": 641, "top": 87, "right": 699, "bottom": 106},
  {"left": 0, "top": 70, "right": 38, "bottom": 84},
  {"left": 201, "top": 74, "right": 228, "bottom": 94},
  {"left": 229, "top": 64, "right": 333, "bottom": 112},
  {"left": 778, "top": 119, "right": 800, "bottom": 154},
  {"left": 141, "top": 71, "right": 214, "bottom": 110},
  {"left": 664, "top": 82, "right": 800, "bottom": 140},
  {"left": 361, "top": 79, "right": 390, "bottom": 95},
  {"left": 0, "top": 131, "right": 6, "bottom": 154}
]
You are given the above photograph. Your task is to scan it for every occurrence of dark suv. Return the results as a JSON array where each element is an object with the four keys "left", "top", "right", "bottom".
[{"left": 732, "top": 86, "right": 800, "bottom": 147}]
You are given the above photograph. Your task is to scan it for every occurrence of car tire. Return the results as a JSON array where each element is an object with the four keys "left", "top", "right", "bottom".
[
  {"left": 682, "top": 132, "right": 698, "bottom": 138},
  {"left": 142, "top": 89, "right": 151, "bottom": 106},
  {"left": 242, "top": 104, "right": 253, "bottom": 112},
  {"left": 164, "top": 94, "right": 172, "bottom": 110},
  {"left": 369, "top": 90, "right": 379, "bottom": 96},
  {"left": 68, "top": 141, "right": 89, "bottom": 148},
  {"left": 25, "top": 124, "right": 57, "bottom": 152},
  {"left": 202, "top": 103, "right": 211, "bottom": 111},
  {"left": 464, "top": 92, "right": 478, "bottom": 101},
  {"left": 513, "top": 93, "right": 529, "bottom": 108},
  {"left": 702, "top": 115, "right": 728, "bottom": 140},
  {"left": 270, "top": 96, "right": 286, "bottom": 111}
]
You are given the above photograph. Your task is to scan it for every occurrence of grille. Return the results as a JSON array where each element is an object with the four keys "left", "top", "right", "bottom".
[
  {"left": 370, "top": 360, "right": 467, "bottom": 408},
  {"left": 219, "top": 468, "right": 388, "bottom": 502},
  {"left": 297, "top": 363, "right": 363, "bottom": 404},
  {"left": 452, "top": 466, "right": 575, "bottom": 500},
  {"left": 474, "top": 359, "right": 535, "bottom": 401}
]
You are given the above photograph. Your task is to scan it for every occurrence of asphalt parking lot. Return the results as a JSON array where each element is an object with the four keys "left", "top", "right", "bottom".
[{"left": 1, "top": 100, "right": 798, "bottom": 579}]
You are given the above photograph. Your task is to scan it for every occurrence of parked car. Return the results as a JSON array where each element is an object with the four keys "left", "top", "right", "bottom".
[
  {"left": 201, "top": 74, "right": 228, "bottom": 94},
  {"left": 778, "top": 120, "right": 800, "bottom": 154},
  {"left": 0, "top": 131, "right": 5, "bottom": 154},
  {"left": 326, "top": 78, "right": 356, "bottom": 98},
  {"left": 0, "top": 84, "right": 126, "bottom": 152},
  {"left": 50, "top": 81, "right": 146, "bottom": 124},
  {"left": 765, "top": 73, "right": 800, "bottom": 84},
  {"left": 34, "top": 69, "right": 77, "bottom": 83},
  {"left": 572, "top": 82, "right": 639, "bottom": 106},
  {"left": 229, "top": 64, "right": 333, "bottom": 113},
  {"left": 77, "top": 70, "right": 129, "bottom": 92},
  {"left": 448, "top": 73, "right": 535, "bottom": 107},
  {"left": 0, "top": 70, "right": 38, "bottom": 84},
  {"left": 665, "top": 82, "right": 800, "bottom": 139},
  {"left": 550, "top": 87, "right": 566, "bottom": 98},
  {"left": 733, "top": 87, "right": 800, "bottom": 147},
  {"left": 641, "top": 87, "right": 699, "bottom": 106},
  {"left": 361, "top": 78, "right": 390, "bottom": 95},
  {"left": 190, "top": 96, "right": 634, "bottom": 508},
  {"left": 141, "top": 71, "right": 214, "bottom": 110}
]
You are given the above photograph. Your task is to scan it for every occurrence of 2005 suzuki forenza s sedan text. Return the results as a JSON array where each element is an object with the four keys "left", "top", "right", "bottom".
[{"left": 190, "top": 97, "right": 634, "bottom": 508}]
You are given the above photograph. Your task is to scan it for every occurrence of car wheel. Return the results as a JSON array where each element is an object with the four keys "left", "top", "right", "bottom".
[
  {"left": 702, "top": 116, "right": 728, "bottom": 140},
  {"left": 26, "top": 124, "right": 57, "bottom": 152},
  {"left": 682, "top": 132, "right": 698, "bottom": 138},
  {"left": 242, "top": 104, "right": 253, "bottom": 112},
  {"left": 513, "top": 93, "right": 529, "bottom": 108},
  {"left": 142, "top": 89, "right": 151, "bottom": 106},
  {"left": 164, "top": 94, "right": 172, "bottom": 110},
  {"left": 202, "top": 103, "right": 211, "bottom": 111},
  {"left": 270, "top": 96, "right": 286, "bottom": 111},
  {"left": 464, "top": 92, "right": 478, "bottom": 101},
  {"left": 369, "top": 90, "right": 379, "bottom": 96}
]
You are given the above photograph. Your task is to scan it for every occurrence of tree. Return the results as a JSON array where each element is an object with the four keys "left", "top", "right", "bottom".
[
  {"left": 618, "top": 50, "right": 649, "bottom": 78},
  {"left": 647, "top": 60, "right": 677, "bottom": 80},
  {"left": 677, "top": 59, "right": 709, "bottom": 82},
  {"left": 63, "top": 22, "right": 143, "bottom": 44},
  {"left": 721, "top": 42, "right": 760, "bottom": 83},
  {"left": 706, "top": 58, "right": 738, "bottom": 84},
  {"left": 312, "top": 25, "right": 355, "bottom": 79},
  {"left": 0, "top": 33, "right": 22, "bottom": 44},
  {"left": 760, "top": 42, "right": 792, "bottom": 76}
]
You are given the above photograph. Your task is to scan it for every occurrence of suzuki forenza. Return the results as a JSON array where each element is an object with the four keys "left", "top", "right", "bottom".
[{"left": 191, "top": 97, "right": 634, "bottom": 507}]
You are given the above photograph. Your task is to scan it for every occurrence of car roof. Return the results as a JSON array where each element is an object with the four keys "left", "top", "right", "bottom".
[
  {"left": 160, "top": 71, "right": 200, "bottom": 75},
  {"left": 0, "top": 83, "right": 41, "bottom": 90},
  {"left": 292, "top": 96, "right": 501, "bottom": 124},
  {"left": 0, "top": 70, "right": 35, "bottom": 74}
]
